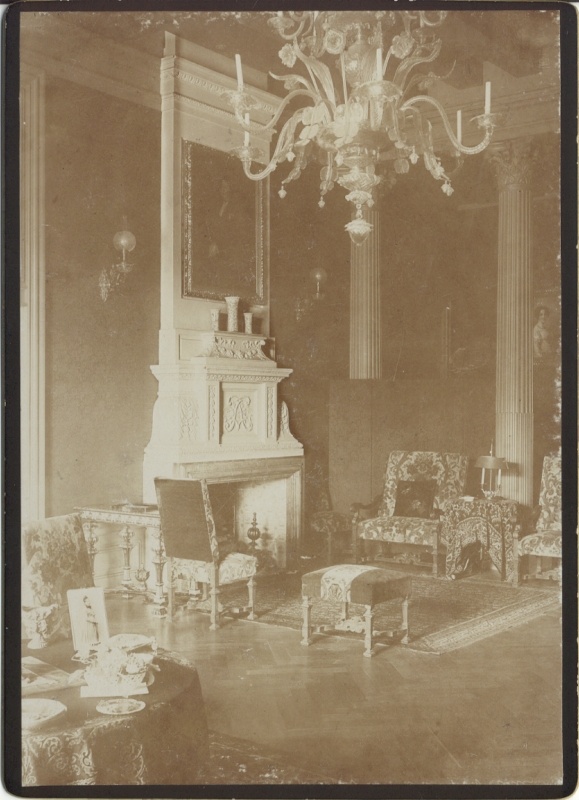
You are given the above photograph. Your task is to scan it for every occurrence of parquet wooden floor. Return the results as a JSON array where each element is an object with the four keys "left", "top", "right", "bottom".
[{"left": 108, "top": 583, "right": 564, "bottom": 786}]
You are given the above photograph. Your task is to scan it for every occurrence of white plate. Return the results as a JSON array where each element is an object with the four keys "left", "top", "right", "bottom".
[
  {"left": 96, "top": 698, "right": 146, "bottom": 715},
  {"left": 22, "top": 698, "right": 67, "bottom": 731},
  {"left": 107, "top": 633, "right": 153, "bottom": 651}
]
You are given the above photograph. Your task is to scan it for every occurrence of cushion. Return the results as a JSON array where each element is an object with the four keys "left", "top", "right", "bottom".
[{"left": 394, "top": 480, "right": 437, "bottom": 519}]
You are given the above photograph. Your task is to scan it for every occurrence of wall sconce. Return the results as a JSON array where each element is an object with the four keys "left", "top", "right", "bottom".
[
  {"left": 295, "top": 268, "right": 327, "bottom": 321},
  {"left": 475, "top": 443, "right": 508, "bottom": 500},
  {"left": 99, "top": 220, "right": 136, "bottom": 302}
]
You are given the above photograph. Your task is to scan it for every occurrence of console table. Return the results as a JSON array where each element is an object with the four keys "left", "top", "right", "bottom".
[
  {"left": 77, "top": 506, "right": 166, "bottom": 615},
  {"left": 442, "top": 497, "right": 522, "bottom": 583}
]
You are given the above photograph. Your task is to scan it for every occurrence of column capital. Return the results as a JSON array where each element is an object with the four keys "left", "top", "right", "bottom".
[{"left": 486, "top": 138, "right": 536, "bottom": 191}]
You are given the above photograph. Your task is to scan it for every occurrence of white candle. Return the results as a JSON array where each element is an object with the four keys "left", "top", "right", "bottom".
[
  {"left": 481, "top": 468, "right": 486, "bottom": 488},
  {"left": 376, "top": 47, "right": 383, "bottom": 81},
  {"left": 456, "top": 110, "right": 462, "bottom": 144},
  {"left": 244, "top": 113, "right": 250, "bottom": 147},
  {"left": 235, "top": 53, "right": 244, "bottom": 91},
  {"left": 497, "top": 469, "right": 502, "bottom": 487},
  {"left": 484, "top": 81, "right": 491, "bottom": 115}
]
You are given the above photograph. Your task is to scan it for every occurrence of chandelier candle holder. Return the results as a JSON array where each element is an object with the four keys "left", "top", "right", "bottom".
[
  {"left": 475, "top": 443, "right": 507, "bottom": 500},
  {"left": 228, "top": 11, "right": 497, "bottom": 245}
]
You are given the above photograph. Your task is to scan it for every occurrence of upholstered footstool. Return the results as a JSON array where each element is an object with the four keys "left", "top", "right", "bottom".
[{"left": 301, "top": 564, "right": 412, "bottom": 658}]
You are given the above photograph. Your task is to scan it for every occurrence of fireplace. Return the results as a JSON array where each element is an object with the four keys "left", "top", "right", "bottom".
[{"left": 179, "top": 457, "right": 303, "bottom": 569}]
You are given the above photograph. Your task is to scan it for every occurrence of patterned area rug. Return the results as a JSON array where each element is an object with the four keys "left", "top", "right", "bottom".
[
  {"left": 198, "top": 731, "right": 344, "bottom": 784},
  {"left": 192, "top": 570, "right": 560, "bottom": 654}
]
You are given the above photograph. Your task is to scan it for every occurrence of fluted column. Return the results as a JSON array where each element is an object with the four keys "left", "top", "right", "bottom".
[
  {"left": 489, "top": 140, "right": 534, "bottom": 506},
  {"left": 350, "top": 210, "right": 381, "bottom": 379}
]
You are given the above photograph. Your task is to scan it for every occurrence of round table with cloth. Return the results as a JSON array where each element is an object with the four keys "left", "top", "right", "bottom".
[{"left": 21, "top": 640, "right": 209, "bottom": 787}]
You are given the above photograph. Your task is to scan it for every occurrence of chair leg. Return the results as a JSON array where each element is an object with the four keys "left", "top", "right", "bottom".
[
  {"left": 363, "top": 605, "right": 374, "bottom": 658},
  {"left": 247, "top": 576, "right": 256, "bottom": 620},
  {"left": 209, "top": 584, "right": 220, "bottom": 630},
  {"left": 301, "top": 596, "right": 313, "bottom": 646},
  {"left": 401, "top": 596, "right": 410, "bottom": 645}
]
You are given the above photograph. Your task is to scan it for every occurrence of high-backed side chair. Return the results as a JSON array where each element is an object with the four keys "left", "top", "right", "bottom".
[
  {"left": 352, "top": 451, "right": 469, "bottom": 576},
  {"left": 155, "top": 478, "right": 258, "bottom": 630},
  {"left": 516, "top": 453, "right": 562, "bottom": 585},
  {"left": 22, "top": 513, "right": 94, "bottom": 646}
]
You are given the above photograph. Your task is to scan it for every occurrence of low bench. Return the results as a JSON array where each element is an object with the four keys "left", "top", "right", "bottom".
[{"left": 301, "top": 564, "right": 412, "bottom": 658}]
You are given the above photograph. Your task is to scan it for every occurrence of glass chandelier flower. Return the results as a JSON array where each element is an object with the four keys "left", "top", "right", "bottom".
[{"left": 228, "top": 10, "right": 497, "bottom": 244}]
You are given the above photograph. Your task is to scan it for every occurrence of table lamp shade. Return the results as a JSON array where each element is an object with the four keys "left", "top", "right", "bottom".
[{"left": 475, "top": 455, "right": 507, "bottom": 470}]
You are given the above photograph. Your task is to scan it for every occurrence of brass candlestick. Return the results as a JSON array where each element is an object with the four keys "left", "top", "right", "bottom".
[{"left": 247, "top": 513, "right": 261, "bottom": 552}]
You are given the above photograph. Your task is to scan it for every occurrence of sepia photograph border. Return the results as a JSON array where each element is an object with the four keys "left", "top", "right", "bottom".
[{"left": 4, "top": 0, "right": 578, "bottom": 798}]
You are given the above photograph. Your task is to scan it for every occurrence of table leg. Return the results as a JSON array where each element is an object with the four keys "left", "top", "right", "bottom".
[
  {"left": 363, "top": 604, "right": 374, "bottom": 657},
  {"left": 247, "top": 576, "right": 256, "bottom": 620},
  {"left": 301, "top": 595, "right": 312, "bottom": 646},
  {"left": 151, "top": 528, "right": 167, "bottom": 618},
  {"left": 119, "top": 526, "right": 135, "bottom": 598},
  {"left": 82, "top": 522, "right": 99, "bottom": 579}
]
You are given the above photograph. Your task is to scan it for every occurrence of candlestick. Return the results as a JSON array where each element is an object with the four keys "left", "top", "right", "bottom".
[
  {"left": 456, "top": 110, "right": 462, "bottom": 144},
  {"left": 484, "top": 81, "right": 491, "bottom": 115},
  {"left": 481, "top": 468, "right": 486, "bottom": 487},
  {"left": 244, "top": 113, "right": 250, "bottom": 147},
  {"left": 235, "top": 53, "right": 244, "bottom": 91},
  {"left": 376, "top": 48, "right": 383, "bottom": 81}
]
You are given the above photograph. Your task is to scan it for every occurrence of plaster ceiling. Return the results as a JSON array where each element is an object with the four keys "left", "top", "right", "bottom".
[{"left": 53, "top": 8, "right": 558, "bottom": 91}]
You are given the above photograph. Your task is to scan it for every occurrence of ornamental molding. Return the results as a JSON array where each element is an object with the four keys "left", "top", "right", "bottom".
[
  {"left": 179, "top": 397, "right": 198, "bottom": 441},
  {"left": 206, "top": 373, "right": 283, "bottom": 384},
  {"left": 162, "top": 68, "right": 277, "bottom": 116},
  {"left": 223, "top": 395, "right": 254, "bottom": 433},
  {"left": 201, "top": 336, "right": 271, "bottom": 361},
  {"left": 209, "top": 384, "right": 218, "bottom": 441}
]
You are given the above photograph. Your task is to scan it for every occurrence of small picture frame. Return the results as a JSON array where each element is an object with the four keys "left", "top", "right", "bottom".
[
  {"left": 533, "top": 290, "right": 560, "bottom": 364},
  {"left": 67, "top": 587, "right": 109, "bottom": 655}
]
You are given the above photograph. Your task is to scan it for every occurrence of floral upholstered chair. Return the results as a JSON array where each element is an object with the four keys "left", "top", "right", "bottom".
[
  {"left": 516, "top": 454, "right": 562, "bottom": 585},
  {"left": 155, "top": 478, "right": 257, "bottom": 630},
  {"left": 21, "top": 513, "right": 94, "bottom": 647},
  {"left": 352, "top": 451, "right": 469, "bottom": 576}
]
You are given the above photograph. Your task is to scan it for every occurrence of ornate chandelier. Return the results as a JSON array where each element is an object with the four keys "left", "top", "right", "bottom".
[{"left": 228, "top": 11, "right": 497, "bottom": 244}]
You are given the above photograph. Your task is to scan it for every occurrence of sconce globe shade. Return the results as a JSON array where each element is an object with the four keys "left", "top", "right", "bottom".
[
  {"left": 113, "top": 230, "right": 136, "bottom": 254},
  {"left": 310, "top": 267, "right": 328, "bottom": 285}
]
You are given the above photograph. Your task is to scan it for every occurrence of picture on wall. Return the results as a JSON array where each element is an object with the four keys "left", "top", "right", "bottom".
[
  {"left": 181, "top": 140, "right": 268, "bottom": 304},
  {"left": 533, "top": 289, "right": 561, "bottom": 364}
]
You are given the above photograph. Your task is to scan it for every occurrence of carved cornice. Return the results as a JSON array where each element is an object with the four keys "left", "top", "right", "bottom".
[
  {"left": 162, "top": 68, "right": 277, "bottom": 116},
  {"left": 163, "top": 92, "right": 268, "bottom": 133},
  {"left": 201, "top": 335, "right": 271, "bottom": 361},
  {"left": 206, "top": 373, "right": 284, "bottom": 383},
  {"left": 487, "top": 139, "right": 536, "bottom": 191}
]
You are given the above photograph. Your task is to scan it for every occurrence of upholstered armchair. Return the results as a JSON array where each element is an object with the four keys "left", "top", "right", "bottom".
[
  {"left": 352, "top": 451, "right": 469, "bottom": 576},
  {"left": 155, "top": 478, "right": 258, "bottom": 630},
  {"left": 21, "top": 513, "right": 94, "bottom": 647},
  {"left": 516, "top": 454, "right": 562, "bottom": 585}
]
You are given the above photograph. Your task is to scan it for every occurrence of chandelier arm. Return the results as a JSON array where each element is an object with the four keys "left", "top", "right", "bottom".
[
  {"left": 234, "top": 88, "right": 321, "bottom": 133},
  {"left": 392, "top": 41, "right": 443, "bottom": 91},
  {"left": 418, "top": 10, "right": 448, "bottom": 27},
  {"left": 239, "top": 112, "right": 307, "bottom": 182},
  {"left": 400, "top": 95, "right": 492, "bottom": 154},
  {"left": 274, "top": 15, "right": 309, "bottom": 42}
]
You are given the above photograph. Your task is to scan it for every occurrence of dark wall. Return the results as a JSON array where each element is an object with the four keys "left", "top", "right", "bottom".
[{"left": 44, "top": 78, "right": 160, "bottom": 515}]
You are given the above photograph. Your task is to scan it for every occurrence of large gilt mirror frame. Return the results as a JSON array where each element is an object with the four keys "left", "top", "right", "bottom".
[{"left": 181, "top": 140, "right": 269, "bottom": 305}]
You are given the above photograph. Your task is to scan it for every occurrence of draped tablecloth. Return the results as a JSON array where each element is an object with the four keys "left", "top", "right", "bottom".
[
  {"left": 21, "top": 642, "right": 209, "bottom": 787},
  {"left": 442, "top": 498, "right": 522, "bottom": 583}
]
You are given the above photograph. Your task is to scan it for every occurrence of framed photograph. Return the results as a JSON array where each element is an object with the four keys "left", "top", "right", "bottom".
[
  {"left": 66, "top": 587, "right": 109, "bottom": 654},
  {"left": 533, "top": 290, "right": 561, "bottom": 363},
  {"left": 182, "top": 140, "right": 269, "bottom": 304}
]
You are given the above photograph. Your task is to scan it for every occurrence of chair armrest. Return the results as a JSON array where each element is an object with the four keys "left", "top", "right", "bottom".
[{"left": 350, "top": 493, "right": 384, "bottom": 522}]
